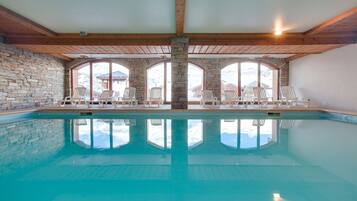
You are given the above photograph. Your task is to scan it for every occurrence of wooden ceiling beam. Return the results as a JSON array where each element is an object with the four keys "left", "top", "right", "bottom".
[
  {"left": 286, "top": 54, "right": 309, "bottom": 61},
  {"left": 186, "top": 32, "right": 357, "bottom": 45},
  {"left": 176, "top": 0, "right": 186, "bottom": 36},
  {"left": 0, "top": 5, "right": 57, "bottom": 37},
  {"left": 6, "top": 34, "right": 175, "bottom": 46},
  {"left": 305, "top": 7, "right": 357, "bottom": 35},
  {"left": 5, "top": 32, "right": 356, "bottom": 46},
  {"left": 49, "top": 53, "right": 72, "bottom": 61}
]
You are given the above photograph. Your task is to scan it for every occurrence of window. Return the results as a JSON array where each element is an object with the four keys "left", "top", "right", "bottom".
[
  {"left": 72, "top": 119, "right": 130, "bottom": 149},
  {"left": 147, "top": 62, "right": 167, "bottom": 101},
  {"left": 220, "top": 119, "right": 277, "bottom": 150},
  {"left": 221, "top": 62, "right": 278, "bottom": 100},
  {"left": 71, "top": 61, "right": 129, "bottom": 100},
  {"left": 147, "top": 62, "right": 205, "bottom": 102},
  {"left": 221, "top": 64, "right": 238, "bottom": 101},
  {"left": 188, "top": 64, "right": 204, "bottom": 101},
  {"left": 112, "top": 63, "right": 130, "bottom": 98},
  {"left": 92, "top": 62, "right": 110, "bottom": 98},
  {"left": 72, "top": 64, "right": 90, "bottom": 99},
  {"left": 260, "top": 64, "right": 275, "bottom": 99},
  {"left": 241, "top": 62, "right": 259, "bottom": 90}
]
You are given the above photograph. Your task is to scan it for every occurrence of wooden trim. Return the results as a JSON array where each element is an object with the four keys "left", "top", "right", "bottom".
[
  {"left": 109, "top": 61, "right": 113, "bottom": 90},
  {"left": 258, "top": 62, "right": 261, "bottom": 88},
  {"left": 286, "top": 54, "right": 309, "bottom": 61},
  {"left": 238, "top": 62, "right": 241, "bottom": 97},
  {"left": 49, "top": 53, "right": 72, "bottom": 61},
  {"left": 176, "top": 0, "right": 186, "bottom": 36},
  {"left": 0, "top": 5, "right": 57, "bottom": 36},
  {"left": 164, "top": 61, "right": 167, "bottom": 102},
  {"left": 305, "top": 7, "right": 357, "bottom": 35},
  {"left": 90, "top": 62, "right": 93, "bottom": 100}
]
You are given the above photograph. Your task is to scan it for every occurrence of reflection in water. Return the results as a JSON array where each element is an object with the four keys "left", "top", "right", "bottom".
[
  {"left": 73, "top": 119, "right": 130, "bottom": 149},
  {"left": 147, "top": 119, "right": 172, "bottom": 149},
  {"left": 221, "top": 119, "right": 277, "bottom": 149},
  {"left": 187, "top": 120, "right": 203, "bottom": 149}
]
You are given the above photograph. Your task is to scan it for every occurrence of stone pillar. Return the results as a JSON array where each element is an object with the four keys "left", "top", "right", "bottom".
[
  {"left": 64, "top": 68, "right": 71, "bottom": 97},
  {"left": 128, "top": 59, "right": 146, "bottom": 104},
  {"left": 171, "top": 37, "right": 189, "bottom": 109},
  {"left": 280, "top": 63, "right": 289, "bottom": 86}
]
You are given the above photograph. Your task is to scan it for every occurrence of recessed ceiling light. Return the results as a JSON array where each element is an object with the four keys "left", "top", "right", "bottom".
[{"left": 274, "top": 30, "right": 283, "bottom": 36}]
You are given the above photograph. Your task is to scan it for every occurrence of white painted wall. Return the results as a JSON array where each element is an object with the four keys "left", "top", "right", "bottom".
[{"left": 290, "top": 44, "right": 357, "bottom": 112}]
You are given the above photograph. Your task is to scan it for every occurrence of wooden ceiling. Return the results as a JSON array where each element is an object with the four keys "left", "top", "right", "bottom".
[
  {"left": 0, "top": 4, "right": 356, "bottom": 61},
  {"left": 14, "top": 44, "right": 343, "bottom": 55}
]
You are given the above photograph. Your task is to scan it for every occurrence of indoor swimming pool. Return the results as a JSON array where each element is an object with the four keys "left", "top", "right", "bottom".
[{"left": 0, "top": 111, "right": 357, "bottom": 201}]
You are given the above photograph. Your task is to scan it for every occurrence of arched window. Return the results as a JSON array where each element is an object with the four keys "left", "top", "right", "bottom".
[
  {"left": 72, "top": 61, "right": 129, "bottom": 100},
  {"left": 221, "top": 61, "right": 278, "bottom": 100},
  {"left": 146, "top": 62, "right": 204, "bottom": 102}
]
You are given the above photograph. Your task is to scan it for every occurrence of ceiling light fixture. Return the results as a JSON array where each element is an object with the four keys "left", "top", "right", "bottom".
[{"left": 274, "top": 29, "right": 283, "bottom": 36}]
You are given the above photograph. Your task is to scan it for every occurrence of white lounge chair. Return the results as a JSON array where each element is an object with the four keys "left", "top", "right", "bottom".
[
  {"left": 222, "top": 90, "right": 240, "bottom": 107},
  {"left": 253, "top": 87, "right": 277, "bottom": 106},
  {"left": 120, "top": 87, "right": 138, "bottom": 106},
  {"left": 280, "top": 86, "right": 309, "bottom": 107},
  {"left": 144, "top": 87, "right": 163, "bottom": 107},
  {"left": 60, "top": 86, "right": 87, "bottom": 106},
  {"left": 241, "top": 86, "right": 256, "bottom": 106},
  {"left": 88, "top": 90, "right": 114, "bottom": 107},
  {"left": 200, "top": 90, "right": 219, "bottom": 107}
]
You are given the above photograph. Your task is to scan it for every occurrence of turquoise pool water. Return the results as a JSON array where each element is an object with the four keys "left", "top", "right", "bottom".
[{"left": 1, "top": 112, "right": 357, "bottom": 201}]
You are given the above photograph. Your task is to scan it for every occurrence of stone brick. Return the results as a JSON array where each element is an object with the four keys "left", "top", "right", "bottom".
[{"left": 0, "top": 44, "right": 65, "bottom": 111}]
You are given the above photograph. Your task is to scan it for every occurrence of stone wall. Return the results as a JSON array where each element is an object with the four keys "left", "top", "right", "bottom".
[
  {"left": 65, "top": 57, "right": 289, "bottom": 103},
  {"left": 0, "top": 44, "right": 65, "bottom": 111}
]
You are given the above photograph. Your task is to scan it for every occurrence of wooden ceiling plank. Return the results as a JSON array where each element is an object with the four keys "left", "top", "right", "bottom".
[
  {"left": 305, "top": 7, "right": 357, "bottom": 35},
  {"left": 0, "top": 5, "right": 57, "bottom": 36}
]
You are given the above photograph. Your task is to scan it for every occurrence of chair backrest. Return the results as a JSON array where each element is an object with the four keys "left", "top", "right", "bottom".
[
  {"left": 280, "top": 120, "right": 295, "bottom": 129},
  {"left": 73, "top": 87, "right": 87, "bottom": 98},
  {"left": 242, "top": 86, "right": 255, "bottom": 98},
  {"left": 99, "top": 90, "right": 114, "bottom": 100},
  {"left": 280, "top": 86, "right": 297, "bottom": 100},
  {"left": 224, "top": 90, "right": 238, "bottom": 101},
  {"left": 149, "top": 87, "right": 162, "bottom": 100},
  {"left": 201, "top": 90, "right": 214, "bottom": 100},
  {"left": 253, "top": 87, "right": 268, "bottom": 99},
  {"left": 123, "top": 87, "right": 136, "bottom": 100}
]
